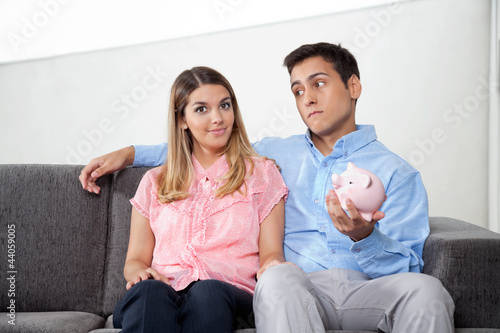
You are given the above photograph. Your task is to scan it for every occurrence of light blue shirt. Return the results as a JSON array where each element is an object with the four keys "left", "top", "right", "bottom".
[{"left": 133, "top": 125, "right": 429, "bottom": 278}]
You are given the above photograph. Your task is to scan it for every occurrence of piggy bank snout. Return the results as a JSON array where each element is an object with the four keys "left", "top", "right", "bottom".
[{"left": 331, "top": 174, "right": 342, "bottom": 188}]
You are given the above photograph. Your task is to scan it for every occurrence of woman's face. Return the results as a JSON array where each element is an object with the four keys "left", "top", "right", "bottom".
[{"left": 181, "top": 84, "right": 234, "bottom": 157}]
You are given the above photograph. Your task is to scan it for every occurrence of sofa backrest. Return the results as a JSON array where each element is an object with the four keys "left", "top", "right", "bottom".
[
  {"left": 0, "top": 165, "right": 113, "bottom": 315},
  {"left": 4, "top": 164, "right": 499, "bottom": 329},
  {"left": 101, "top": 166, "right": 150, "bottom": 316}
]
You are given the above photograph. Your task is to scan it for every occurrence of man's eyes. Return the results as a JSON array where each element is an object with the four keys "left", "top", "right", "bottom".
[{"left": 293, "top": 82, "right": 325, "bottom": 96}]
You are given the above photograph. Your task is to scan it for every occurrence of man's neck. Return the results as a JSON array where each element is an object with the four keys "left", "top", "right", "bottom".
[{"left": 311, "top": 124, "right": 357, "bottom": 156}]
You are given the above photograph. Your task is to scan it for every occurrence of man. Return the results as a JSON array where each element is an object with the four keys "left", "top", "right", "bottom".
[{"left": 80, "top": 42, "right": 454, "bottom": 332}]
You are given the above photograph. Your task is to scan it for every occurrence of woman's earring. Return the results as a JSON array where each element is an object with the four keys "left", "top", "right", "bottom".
[{"left": 183, "top": 125, "right": 188, "bottom": 130}]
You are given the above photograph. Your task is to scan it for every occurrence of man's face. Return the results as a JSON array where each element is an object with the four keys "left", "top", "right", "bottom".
[{"left": 290, "top": 56, "right": 360, "bottom": 140}]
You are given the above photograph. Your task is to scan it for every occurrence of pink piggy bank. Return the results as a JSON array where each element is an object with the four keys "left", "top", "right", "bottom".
[{"left": 331, "top": 162, "right": 386, "bottom": 222}]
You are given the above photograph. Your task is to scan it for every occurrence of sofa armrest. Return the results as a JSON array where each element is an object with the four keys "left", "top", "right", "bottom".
[{"left": 423, "top": 217, "right": 500, "bottom": 328}]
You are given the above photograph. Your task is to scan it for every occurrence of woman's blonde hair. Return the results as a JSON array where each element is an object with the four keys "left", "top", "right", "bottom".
[{"left": 157, "top": 66, "right": 265, "bottom": 204}]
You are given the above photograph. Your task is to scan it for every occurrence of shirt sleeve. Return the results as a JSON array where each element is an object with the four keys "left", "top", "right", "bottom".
[
  {"left": 132, "top": 143, "right": 168, "bottom": 167},
  {"left": 254, "top": 160, "right": 289, "bottom": 223},
  {"left": 130, "top": 170, "right": 156, "bottom": 220},
  {"left": 350, "top": 172, "right": 429, "bottom": 278}
]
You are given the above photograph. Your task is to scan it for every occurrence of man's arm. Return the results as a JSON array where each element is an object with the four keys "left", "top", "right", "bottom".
[
  {"left": 350, "top": 172, "right": 429, "bottom": 278},
  {"left": 79, "top": 143, "right": 167, "bottom": 194},
  {"left": 132, "top": 143, "right": 168, "bottom": 167}
]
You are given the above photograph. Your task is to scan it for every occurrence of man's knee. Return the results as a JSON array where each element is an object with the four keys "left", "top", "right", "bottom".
[
  {"left": 403, "top": 274, "right": 451, "bottom": 298},
  {"left": 417, "top": 274, "right": 454, "bottom": 312},
  {"left": 256, "top": 263, "right": 307, "bottom": 296},
  {"left": 254, "top": 264, "right": 310, "bottom": 317},
  {"left": 254, "top": 265, "right": 328, "bottom": 330},
  {"left": 395, "top": 274, "right": 455, "bottom": 331},
  {"left": 396, "top": 273, "right": 455, "bottom": 315}
]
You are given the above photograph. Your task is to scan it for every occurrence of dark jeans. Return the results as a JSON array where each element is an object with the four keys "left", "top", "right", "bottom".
[{"left": 113, "top": 279, "right": 254, "bottom": 333}]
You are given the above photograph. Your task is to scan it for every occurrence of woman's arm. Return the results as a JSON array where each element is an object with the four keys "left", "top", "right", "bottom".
[
  {"left": 257, "top": 198, "right": 287, "bottom": 279},
  {"left": 124, "top": 207, "right": 171, "bottom": 289}
]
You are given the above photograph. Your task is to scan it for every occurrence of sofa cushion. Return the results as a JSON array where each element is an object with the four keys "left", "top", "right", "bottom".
[
  {"left": 0, "top": 165, "right": 112, "bottom": 314},
  {"left": 455, "top": 330, "right": 500, "bottom": 333},
  {"left": 87, "top": 329, "right": 376, "bottom": 333},
  {"left": 102, "top": 167, "right": 151, "bottom": 316},
  {"left": 0, "top": 311, "right": 105, "bottom": 333}
]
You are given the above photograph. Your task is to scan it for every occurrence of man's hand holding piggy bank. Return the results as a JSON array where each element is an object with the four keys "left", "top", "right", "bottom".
[
  {"left": 330, "top": 162, "right": 386, "bottom": 222},
  {"left": 325, "top": 162, "right": 387, "bottom": 241}
]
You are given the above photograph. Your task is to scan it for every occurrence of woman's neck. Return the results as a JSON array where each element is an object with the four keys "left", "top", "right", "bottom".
[{"left": 193, "top": 150, "right": 223, "bottom": 170}]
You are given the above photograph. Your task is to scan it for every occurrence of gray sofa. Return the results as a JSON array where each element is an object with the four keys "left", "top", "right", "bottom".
[{"left": 0, "top": 164, "right": 499, "bottom": 333}]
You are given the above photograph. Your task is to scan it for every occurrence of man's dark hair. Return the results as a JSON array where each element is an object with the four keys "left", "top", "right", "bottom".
[{"left": 283, "top": 42, "right": 360, "bottom": 88}]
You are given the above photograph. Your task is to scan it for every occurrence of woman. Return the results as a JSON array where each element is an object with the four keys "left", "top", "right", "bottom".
[{"left": 112, "top": 66, "right": 288, "bottom": 332}]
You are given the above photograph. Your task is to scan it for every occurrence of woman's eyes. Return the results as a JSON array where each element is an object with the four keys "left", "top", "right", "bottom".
[
  {"left": 194, "top": 103, "right": 231, "bottom": 113},
  {"left": 294, "top": 90, "right": 304, "bottom": 96},
  {"left": 316, "top": 81, "right": 325, "bottom": 88}
]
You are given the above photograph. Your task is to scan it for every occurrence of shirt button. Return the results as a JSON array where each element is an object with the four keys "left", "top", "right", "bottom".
[
  {"left": 314, "top": 199, "right": 319, "bottom": 204},
  {"left": 331, "top": 249, "right": 336, "bottom": 254},
  {"left": 320, "top": 225, "right": 325, "bottom": 231},
  {"left": 344, "top": 152, "right": 348, "bottom": 156},
  {"left": 354, "top": 248, "right": 361, "bottom": 252},
  {"left": 322, "top": 162, "right": 328, "bottom": 167}
]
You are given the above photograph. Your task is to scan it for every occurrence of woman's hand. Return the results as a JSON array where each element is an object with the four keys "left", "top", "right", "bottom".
[
  {"left": 256, "top": 259, "right": 282, "bottom": 280},
  {"left": 256, "top": 259, "right": 297, "bottom": 280},
  {"left": 126, "top": 267, "right": 172, "bottom": 290}
]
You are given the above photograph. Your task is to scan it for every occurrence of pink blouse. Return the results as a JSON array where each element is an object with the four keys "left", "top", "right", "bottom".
[{"left": 130, "top": 155, "right": 288, "bottom": 294}]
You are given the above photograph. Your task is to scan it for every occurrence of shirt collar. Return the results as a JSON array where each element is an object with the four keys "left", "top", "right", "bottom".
[
  {"left": 305, "top": 129, "right": 315, "bottom": 147},
  {"left": 192, "top": 154, "right": 229, "bottom": 182},
  {"left": 303, "top": 124, "right": 377, "bottom": 159}
]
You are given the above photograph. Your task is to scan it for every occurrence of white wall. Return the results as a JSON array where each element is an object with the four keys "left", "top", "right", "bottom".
[
  {"left": 0, "top": 0, "right": 410, "bottom": 64},
  {"left": 0, "top": 0, "right": 494, "bottom": 229},
  {"left": 489, "top": 0, "right": 500, "bottom": 232}
]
